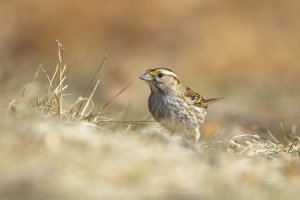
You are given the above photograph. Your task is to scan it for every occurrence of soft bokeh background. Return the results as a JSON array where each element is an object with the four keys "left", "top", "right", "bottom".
[
  {"left": 1, "top": 0, "right": 300, "bottom": 130},
  {"left": 1, "top": 1, "right": 300, "bottom": 200}
]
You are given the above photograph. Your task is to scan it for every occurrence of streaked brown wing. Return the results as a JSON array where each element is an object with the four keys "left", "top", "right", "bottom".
[{"left": 183, "top": 87, "right": 207, "bottom": 108}]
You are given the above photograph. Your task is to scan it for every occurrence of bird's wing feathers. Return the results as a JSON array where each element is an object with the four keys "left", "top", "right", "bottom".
[
  {"left": 183, "top": 87, "right": 207, "bottom": 108},
  {"left": 183, "top": 87, "right": 223, "bottom": 108}
]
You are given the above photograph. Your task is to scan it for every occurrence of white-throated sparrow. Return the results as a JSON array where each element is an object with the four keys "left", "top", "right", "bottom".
[{"left": 140, "top": 67, "right": 222, "bottom": 142}]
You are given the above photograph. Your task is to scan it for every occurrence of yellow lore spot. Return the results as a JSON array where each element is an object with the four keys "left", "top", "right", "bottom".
[{"left": 148, "top": 69, "right": 160, "bottom": 75}]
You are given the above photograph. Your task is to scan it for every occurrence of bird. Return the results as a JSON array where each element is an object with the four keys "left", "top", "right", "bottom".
[{"left": 139, "top": 67, "right": 222, "bottom": 142}]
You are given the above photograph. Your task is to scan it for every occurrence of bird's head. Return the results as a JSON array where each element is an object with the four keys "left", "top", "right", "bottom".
[{"left": 139, "top": 67, "right": 181, "bottom": 94}]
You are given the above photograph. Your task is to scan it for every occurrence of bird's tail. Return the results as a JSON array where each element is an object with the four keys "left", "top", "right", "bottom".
[{"left": 203, "top": 97, "right": 224, "bottom": 106}]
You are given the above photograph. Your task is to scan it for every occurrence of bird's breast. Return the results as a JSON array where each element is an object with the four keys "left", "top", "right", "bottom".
[{"left": 148, "top": 94, "right": 206, "bottom": 131}]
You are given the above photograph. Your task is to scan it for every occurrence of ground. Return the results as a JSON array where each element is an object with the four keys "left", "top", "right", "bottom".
[
  {"left": 0, "top": 51, "right": 299, "bottom": 200},
  {"left": 1, "top": 1, "right": 300, "bottom": 198}
]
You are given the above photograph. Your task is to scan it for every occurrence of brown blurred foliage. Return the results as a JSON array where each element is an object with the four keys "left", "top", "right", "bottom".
[{"left": 0, "top": 0, "right": 300, "bottom": 125}]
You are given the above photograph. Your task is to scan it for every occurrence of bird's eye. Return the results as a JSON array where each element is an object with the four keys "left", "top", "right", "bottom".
[{"left": 157, "top": 72, "right": 164, "bottom": 78}]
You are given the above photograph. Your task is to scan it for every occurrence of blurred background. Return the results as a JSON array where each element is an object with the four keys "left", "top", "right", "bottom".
[{"left": 0, "top": 0, "right": 300, "bottom": 132}]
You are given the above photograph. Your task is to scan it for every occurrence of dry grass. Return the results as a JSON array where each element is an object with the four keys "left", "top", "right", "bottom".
[
  {"left": 1, "top": 43, "right": 300, "bottom": 200},
  {"left": 228, "top": 133, "right": 300, "bottom": 158},
  {"left": 9, "top": 40, "right": 110, "bottom": 124}
]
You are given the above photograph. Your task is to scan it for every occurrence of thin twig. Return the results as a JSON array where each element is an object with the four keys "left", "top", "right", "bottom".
[
  {"left": 34, "top": 65, "right": 42, "bottom": 80},
  {"left": 101, "top": 81, "right": 133, "bottom": 111},
  {"left": 288, "top": 138, "right": 297, "bottom": 153},
  {"left": 94, "top": 81, "right": 133, "bottom": 123},
  {"left": 84, "top": 53, "right": 107, "bottom": 97},
  {"left": 80, "top": 79, "right": 100, "bottom": 120},
  {"left": 266, "top": 129, "right": 279, "bottom": 144}
]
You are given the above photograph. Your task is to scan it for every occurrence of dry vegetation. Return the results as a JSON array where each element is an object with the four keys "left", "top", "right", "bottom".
[
  {"left": 0, "top": 42, "right": 299, "bottom": 200},
  {"left": 1, "top": 1, "right": 300, "bottom": 199}
]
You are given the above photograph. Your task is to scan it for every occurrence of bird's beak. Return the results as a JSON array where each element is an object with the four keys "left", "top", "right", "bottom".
[{"left": 139, "top": 73, "right": 153, "bottom": 81}]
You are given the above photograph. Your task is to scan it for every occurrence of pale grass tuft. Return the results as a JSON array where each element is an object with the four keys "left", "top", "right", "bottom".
[{"left": 227, "top": 129, "right": 300, "bottom": 158}]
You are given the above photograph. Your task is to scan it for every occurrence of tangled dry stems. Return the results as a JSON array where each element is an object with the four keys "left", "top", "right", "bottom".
[{"left": 9, "top": 40, "right": 112, "bottom": 125}]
